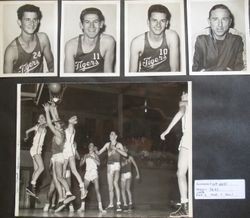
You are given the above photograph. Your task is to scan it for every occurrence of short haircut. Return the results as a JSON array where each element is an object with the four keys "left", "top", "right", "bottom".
[
  {"left": 148, "top": 4, "right": 171, "bottom": 20},
  {"left": 208, "top": 4, "right": 232, "bottom": 20},
  {"left": 80, "top": 7, "right": 105, "bottom": 23},
  {"left": 17, "top": 4, "right": 42, "bottom": 20}
]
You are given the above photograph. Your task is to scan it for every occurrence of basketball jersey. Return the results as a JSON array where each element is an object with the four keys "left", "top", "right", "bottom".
[
  {"left": 86, "top": 154, "right": 98, "bottom": 171},
  {"left": 139, "top": 32, "right": 170, "bottom": 72},
  {"left": 107, "top": 142, "right": 121, "bottom": 164},
  {"left": 74, "top": 34, "right": 104, "bottom": 73},
  {"left": 121, "top": 156, "right": 132, "bottom": 174},
  {"left": 64, "top": 128, "right": 75, "bottom": 151},
  {"left": 13, "top": 34, "right": 44, "bottom": 73},
  {"left": 32, "top": 124, "right": 47, "bottom": 148}
]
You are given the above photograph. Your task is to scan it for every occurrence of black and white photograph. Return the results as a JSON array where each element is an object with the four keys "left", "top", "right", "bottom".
[
  {"left": 188, "top": 0, "right": 250, "bottom": 75},
  {"left": 60, "top": 1, "right": 120, "bottom": 77},
  {"left": 125, "top": 0, "right": 186, "bottom": 76},
  {"left": 15, "top": 82, "right": 192, "bottom": 217},
  {"left": 0, "top": 0, "right": 58, "bottom": 77}
]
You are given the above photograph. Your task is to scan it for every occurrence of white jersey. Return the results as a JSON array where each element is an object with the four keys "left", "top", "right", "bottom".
[
  {"left": 179, "top": 101, "right": 192, "bottom": 150},
  {"left": 84, "top": 154, "right": 98, "bottom": 182},
  {"left": 30, "top": 125, "right": 47, "bottom": 157},
  {"left": 32, "top": 125, "right": 46, "bottom": 147},
  {"left": 63, "top": 128, "right": 76, "bottom": 159},
  {"left": 86, "top": 154, "right": 98, "bottom": 172}
]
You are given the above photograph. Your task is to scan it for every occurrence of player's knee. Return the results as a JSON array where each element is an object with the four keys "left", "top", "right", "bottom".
[
  {"left": 56, "top": 175, "right": 64, "bottom": 182},
  {"left": 113, "top": 180, "right": 119, "bottom": 187}
]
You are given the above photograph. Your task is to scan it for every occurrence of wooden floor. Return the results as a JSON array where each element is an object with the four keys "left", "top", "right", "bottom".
[{"left": 17, "top": 208, "right": 184, "bottom": 218}]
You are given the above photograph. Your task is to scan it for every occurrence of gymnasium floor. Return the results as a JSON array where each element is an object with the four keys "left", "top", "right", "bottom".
[{"left": 18, "top": 208, "right": 174, "bottom": 217}]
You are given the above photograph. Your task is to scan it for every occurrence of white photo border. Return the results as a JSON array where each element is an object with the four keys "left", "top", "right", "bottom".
[
  {"left": 125, "top": 0, "right": 186, "bottom": 77},
  {"left": 60, "top": 0, "right": 120, "bottom": 77},
  {"left": 0, "top": 0, "right": 58, "bottom": 77},
  {"left": 187, "top": 0, "right": 250, "bottom": 76}
]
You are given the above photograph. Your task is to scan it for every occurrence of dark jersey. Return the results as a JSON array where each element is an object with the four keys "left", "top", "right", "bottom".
[
  {"left": 74, "top": 34, "right": 104, "bottom": 73},
  {"left": 192, "top": 28, "right": 245, "bottom": 71},
  {"left": 13, "top": 34, "right": 44, "bottom": 73},
  {"left": 121, "top": 156, "right": 132, "bottom": 174},
  {"left": 139, "top": 32, "right": 171, "bottom": 72},
  {"left": 107, "top": 142, "right": 121, "bottom": 164}
]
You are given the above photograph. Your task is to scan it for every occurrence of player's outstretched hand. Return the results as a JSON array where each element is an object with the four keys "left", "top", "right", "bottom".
[
  {"left": 160, "top": 133, "right": 166, "bottom": 141},
  {"left": 43, "top": 103, "right": 50, "bottom": 112}
]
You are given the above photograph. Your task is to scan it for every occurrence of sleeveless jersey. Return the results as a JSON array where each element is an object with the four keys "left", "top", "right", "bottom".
[
  {"left": 64, "top": 128, "right": 75, "bottom": 153},
  {"left": 86, "top": 154, "right": 98, "bottom": 172},
  {"left": 121, "top": 156, "right": 132, "bottom": 174},
  {"left": 74, "top": 34, "right": 104, "bottom": 73},
  {"left": 139, "top": 32, "right": 170, "bottom": 72},
  {"left": 32, "top": 124, "right": 47, "bottom": 147},
  {"left": 13, "top": 34, "right": 44, "bottom": 73},
  {"left": 107, "top": 142, "right": 121, "bottom": 164}
]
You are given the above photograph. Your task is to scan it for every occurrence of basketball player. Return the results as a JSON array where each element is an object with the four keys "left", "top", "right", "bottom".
[
  {"left": 24, "top": 114, "right": 47, "bottom": 197},
  {"left": 120, "top": 146, "right": 140, "bottom": 211},
  {"left": 64, "top": 7, "right": 116, "bottom": 73},
  {"left": 63, "top": 116, "right": 86, "bottom": 199},
  {"left": 43, "top": 150, "right": 76, "bottom": 212},
  {"left": 160, "top": 92, "right": 191, "bottom": 217},
  {"left": 43, "top": 102, "right": 75, "bottom": 212},
  {"left": 129, "top": 4, "right": 179, "bottom": 72},
  {"left": 4, "top": 4, "right": 54, "bottom": 74},
  {"left": 78, "top": 143, "right": 106, "bottom": 213},
  {"left": 98, "top": 131, "right": 127, "bottom": 212}
]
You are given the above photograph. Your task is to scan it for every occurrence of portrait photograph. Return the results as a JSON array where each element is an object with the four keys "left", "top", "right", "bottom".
[
  {"left": 125, "top": 0, "right": 186, "bottom": 77},
  {"left": 60, "top": 0, "right": 120, "bottom": 77},
  {"left": 188, "top": 0, "right": 250, "bottom": 75},
  {"left": 0, "top": 0, "right": 58, "bottom": 77},
  {"left": 15, "top": 81, "right": 192, "bottom": 217}
]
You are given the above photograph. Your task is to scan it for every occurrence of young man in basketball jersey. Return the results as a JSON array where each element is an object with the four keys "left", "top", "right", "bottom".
[
  {"left": 24, "top": 114, "right": 47, "bottom": 198},
  {"left": 43, "top": 102, "right": 76, "bottom": 212},
  {"left": 98, "top": 131, "right": 127, "bottom": 212},
  {"left": 78, "top": 143, "right": 106, "bottom": 213},
  {"left": 129, "top": 4, "right": 179, "bottom": 72},
  {"left": 4, "top": 4, "right": 54, "bottom": 74},
  {"left": 64, "top": 7, "right": 116, "bottom": 73},
  {"left": 160, "top": 92, "right": 191, "bottom": 217}
]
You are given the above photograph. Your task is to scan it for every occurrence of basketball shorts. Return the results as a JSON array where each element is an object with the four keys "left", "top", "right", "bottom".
[
  {"left": 30, "top": 145, "right": 42, "bottom": 157},
  {"left": 84, "top": 170, "right": 98, "bottom": 182},
  {"left": 108, "top": 162, "right": 121, "bottom": 174},
  {"left": 51, "top": 153, "right": 65, "bottom": 164},
  {"left": 63, "top": 144, "right": 76, "bottom": 160},
  {"left": 178, "top": 131, "right": 191, "bottom": 151},
  {"left": 121, "top": 172, "right": 132, "bottom": 182}
]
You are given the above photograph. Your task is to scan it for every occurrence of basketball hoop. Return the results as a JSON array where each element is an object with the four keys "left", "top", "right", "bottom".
[{"left": 47, "top": 83, "right": 66, "bottom": 104}]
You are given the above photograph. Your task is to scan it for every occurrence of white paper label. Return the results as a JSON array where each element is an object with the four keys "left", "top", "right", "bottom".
[{"left": 195, "top": 179, "right": 245, "bottom": 199}]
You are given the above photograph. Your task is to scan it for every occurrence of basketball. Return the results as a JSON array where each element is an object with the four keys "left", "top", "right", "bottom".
[{"left": 48, "top": 83, "right": 61, "bottom": 94}]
